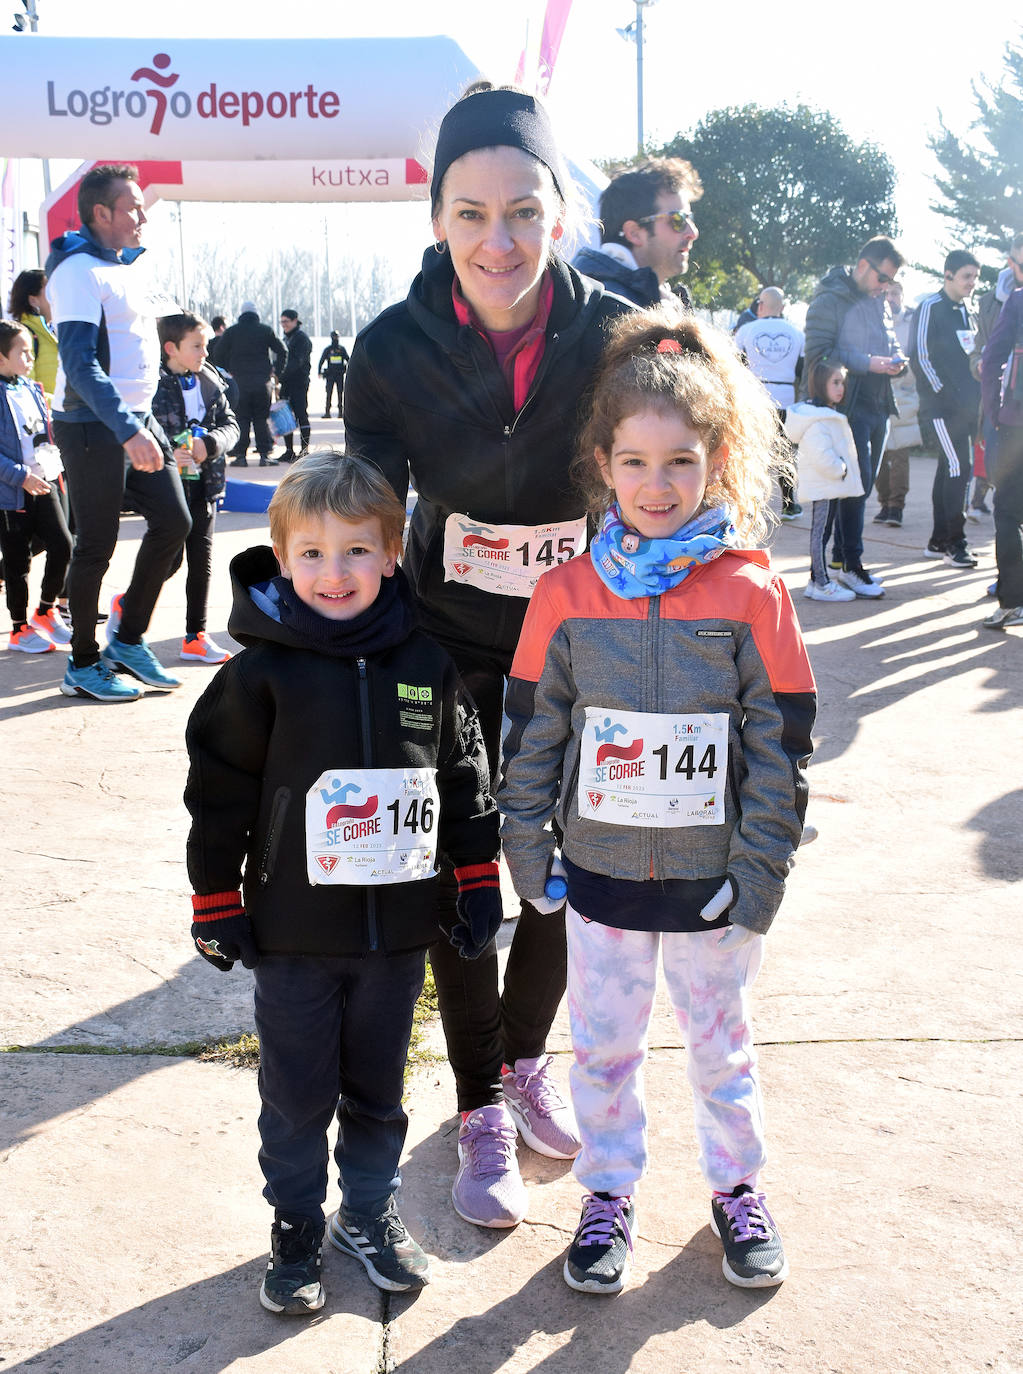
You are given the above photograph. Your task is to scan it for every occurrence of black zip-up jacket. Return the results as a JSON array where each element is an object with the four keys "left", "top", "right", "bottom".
[
  {"left": 343, "top": 248, "right": 632, "bottom": 663},
  {"left": 910, "top": 289, "right": 980, "bottom": 426},
  {"left": 281, "top": 324, "right": 312, "bottom": 386},
  {"left": 184, "top": 548, "right": 499, "bottom": 958},
  {"left": 214, "top": 311, "right": 287, "bottom": 388},
  {"left": 803, "top": 265, "right": 899, "bottom": 415},
  {"left": 150, "top": 361, "right": 239, "bottom": 501}
]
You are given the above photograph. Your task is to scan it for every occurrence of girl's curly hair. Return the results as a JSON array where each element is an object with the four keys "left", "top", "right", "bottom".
[{"left": 572, "top": 304, "right": 793, "bottom": 545}]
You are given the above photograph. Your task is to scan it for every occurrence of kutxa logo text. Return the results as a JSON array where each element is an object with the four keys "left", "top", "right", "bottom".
[{"left": 46, "top": 52, "right": 341, "bottom": 136}]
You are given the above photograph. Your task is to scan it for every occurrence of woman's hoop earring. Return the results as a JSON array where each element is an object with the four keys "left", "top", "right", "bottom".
[{"left": 434, "top": 239, "right": 447, "bottom": 255}]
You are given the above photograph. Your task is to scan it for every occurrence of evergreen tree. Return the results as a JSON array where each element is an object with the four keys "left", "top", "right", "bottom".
[
  {"left": 930, "top": 31, "right": 1023, "bottom": 250},
  {"left": 653, "top": 104, "right": 898, "bottom": 307}
]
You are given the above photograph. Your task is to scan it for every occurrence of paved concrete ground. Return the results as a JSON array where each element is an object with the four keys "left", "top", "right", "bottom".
[{"left": 1, "top": 445, "right": 1020, "bottom": 1373}]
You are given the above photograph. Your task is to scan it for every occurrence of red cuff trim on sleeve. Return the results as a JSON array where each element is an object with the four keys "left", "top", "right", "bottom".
[
  {"left": 453, "top": 862, "right": 501, "bottom": 891},
  {"left": 191, "top": 890, "right": 244, "bottom": 921}
]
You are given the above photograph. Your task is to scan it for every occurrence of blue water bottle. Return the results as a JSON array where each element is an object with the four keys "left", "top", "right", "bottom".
[{"left": 544, "top": 855, "right": 567, "bottom": 903}]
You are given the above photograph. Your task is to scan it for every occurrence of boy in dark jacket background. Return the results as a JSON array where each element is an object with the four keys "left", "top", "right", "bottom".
[
  {"left": 152, "top": 312, "right": 239, "bottom": 664},
  {"left": 910, "top": 250, "right": 982, "bottom": 568},
  {"left": 184, "top": 452, "right": 502, "bottom": 1315}
]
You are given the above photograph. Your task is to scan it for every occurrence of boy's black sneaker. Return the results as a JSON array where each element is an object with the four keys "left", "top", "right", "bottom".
[
  {"left": 563, "top": 1191, "right": 635, "bottom": 1294},
  {"left": 923, "top": 539, "right": 946, "bottom": 559},
  {"left": 259, "top": 1216, "right": 325, "bottom": 1315},
  {"left": 884, "top": 509, "right": 903, "bottom": 527},
  {"left": 328, "top": 1198, "right": 430, "bottom": 1292},
  {"left": 710, "top": 1185, "right": 789, "bottom": 1288},
  {"left": 944, "top": 541, "right": 978, "bottom": 568},
  {"left": 872, "top": 506, "right": 890, "bottom": 523}
]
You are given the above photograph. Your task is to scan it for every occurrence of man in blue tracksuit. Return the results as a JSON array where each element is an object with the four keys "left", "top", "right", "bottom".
[
  {"left": 911, "top": 249, "right": 982, "bottom": 569},
  {"left": 47, "top": 162, "right": 190, "bottom": 703}
]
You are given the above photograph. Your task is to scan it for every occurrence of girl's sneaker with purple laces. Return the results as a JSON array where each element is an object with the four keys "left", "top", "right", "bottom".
[
  {"left": 451, "top": 1103, "right": 527, "bottom": 1228},
  {"left": 710, "top": 1185, "right": 789, "bottom": 1287},
  {"left": 501, "top": 1054, "right": 582, "bottom": 1159},
  {"left": 563, "top": 1191, "right": 635, "bottom": 1294}
]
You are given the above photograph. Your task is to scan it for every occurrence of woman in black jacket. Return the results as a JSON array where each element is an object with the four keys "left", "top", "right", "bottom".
[{"left": 344, "top": 83, "right": 631, "bottom": 1230}]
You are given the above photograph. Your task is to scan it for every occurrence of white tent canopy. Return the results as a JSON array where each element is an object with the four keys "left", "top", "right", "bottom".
[
  {"left": 0, "top": 36, "right": 479, "bottom": 161},
  {"left": 2, "top": 33, "right": 604, "bottom": 305}
]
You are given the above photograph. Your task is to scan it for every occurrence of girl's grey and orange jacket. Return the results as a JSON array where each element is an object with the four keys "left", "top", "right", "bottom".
[{"left": 498, "top": 550, "right": 816, "bottom": 935}]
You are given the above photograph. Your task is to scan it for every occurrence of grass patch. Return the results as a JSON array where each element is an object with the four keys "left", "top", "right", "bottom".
[{"left": 1, "top": 965, "right": 445, "bottom": 1082}]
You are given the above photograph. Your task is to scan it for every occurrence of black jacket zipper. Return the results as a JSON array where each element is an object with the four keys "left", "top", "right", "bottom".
[{"left": 356, "top": 656, "right": 379, "bottom": 951}]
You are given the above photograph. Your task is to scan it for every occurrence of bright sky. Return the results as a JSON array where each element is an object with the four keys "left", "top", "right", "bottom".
[{"left": 28, "top": 0, "right": 1023, "bottom": 299}]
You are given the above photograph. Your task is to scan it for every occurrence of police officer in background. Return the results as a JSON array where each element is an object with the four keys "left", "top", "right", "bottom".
[{"left": 318, "top": 330, "right": 349, "bottom": 419}]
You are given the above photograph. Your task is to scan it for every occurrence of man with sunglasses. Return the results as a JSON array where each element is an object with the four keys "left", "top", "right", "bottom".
[
  {"left": 573, "top": 157, "right": 701, "bottom": 308},
  {"left": 803, "top": 236, "right": 906, "bottom": 598}
]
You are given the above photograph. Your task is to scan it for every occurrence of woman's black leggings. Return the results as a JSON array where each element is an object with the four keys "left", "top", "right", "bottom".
[{"left": 428, "top": 639, "right": 568, "bottom": 1114}]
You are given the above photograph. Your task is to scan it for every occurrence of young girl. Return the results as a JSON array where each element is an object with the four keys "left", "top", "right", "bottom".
[
  {"left": 499, "top": 307, "right": 816, "bottom": 1294},
  {"left": 0, "top": 321, "right": 73, "bottom": 653},
  {"left": 784, "top": 361, "right": 869, "bottom": 602}
]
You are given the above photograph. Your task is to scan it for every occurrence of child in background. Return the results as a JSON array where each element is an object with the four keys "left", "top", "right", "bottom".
[
  {"left": 499, "top": 307, "right": 816, "bottom": 1294},
  {"left": 184, "top": 452, "right": 501, "bottom": 1315},
  {"left": 151, "top": 312, "right": 240, "bottom": 664},
  {"left": 0, "top": 321, "right": 73, "bottom": 653},
  {"left": 784, "top": 360, "right": 867, "bottom": 603}
]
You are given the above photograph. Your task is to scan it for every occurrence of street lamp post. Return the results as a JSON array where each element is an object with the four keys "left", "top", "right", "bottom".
[{"left": 618, "top": 0, "right": 658, "bottom": 157}]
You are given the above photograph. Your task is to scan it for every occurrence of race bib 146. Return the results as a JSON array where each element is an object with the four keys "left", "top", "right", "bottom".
[{"left": 305, "top": 767, "right": 440, "bottom": 885}]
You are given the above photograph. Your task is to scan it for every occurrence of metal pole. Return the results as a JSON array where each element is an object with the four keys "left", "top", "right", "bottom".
[
  {"left": 324, "top": 214, "right": 331, "bottom": 330},
  {"left": 636, "top": 1, "right": 644, "bottom": 155},
  {"left": 176, "top": 201, "right": 187, "bottom": 307}
]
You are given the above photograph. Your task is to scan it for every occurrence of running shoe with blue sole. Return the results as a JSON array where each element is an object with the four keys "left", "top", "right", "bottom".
[
  {"left": 60, "top": 660, "right": 141, "bottom": 702},
  {"left": 102, "top": 636, "right": 181, "bottom": 690}
]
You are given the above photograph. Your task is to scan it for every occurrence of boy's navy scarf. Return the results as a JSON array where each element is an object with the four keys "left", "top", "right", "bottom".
[{"left": 261, "top": 566, "right": 416, "bottom": 657}]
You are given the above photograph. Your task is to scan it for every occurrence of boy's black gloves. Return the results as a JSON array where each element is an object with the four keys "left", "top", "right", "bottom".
[
  {"left": 190, "top": 892, "right": 259, "bottom": 972},
  {"left": 447, "top": 863, "right": 503, "bottom": 960}
]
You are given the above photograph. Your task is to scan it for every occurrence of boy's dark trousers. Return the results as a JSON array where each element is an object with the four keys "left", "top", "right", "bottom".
[
  {"left": 0, "top": 487, "right": 73, "bottom": 622},
  {"left": 922, "top": 415, "right": 973, "bottom": 548},
  {"left": 167, "top": 481, "right": 217, "bottom": 638},
  {"left": 254, "top": 948, "right": 426, "bottom": 1222}
]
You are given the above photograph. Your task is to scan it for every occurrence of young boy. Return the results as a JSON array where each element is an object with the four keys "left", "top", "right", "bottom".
[
  {"left": 151, "top": 312, "right": 239, "bottom": 664},
  {"left": 184, "top": 451, "right": 502, "bottom": 1315}
]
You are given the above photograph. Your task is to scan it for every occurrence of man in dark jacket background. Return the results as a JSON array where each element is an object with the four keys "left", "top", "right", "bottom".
[
  {"left": 216, "top": 302, "right": 286, "bottom": 468},
  {"left": 279, "top": 308, "right": 312, "bottom": 461},
  {"left": 979, "top": 278, "right": 1023, "bottom": 627},
  {"left": 572, "top": 157, "right": 700, "bottom": 308},
  {"left": 802, "top": 236, "right": 906, "bottom": 598}
]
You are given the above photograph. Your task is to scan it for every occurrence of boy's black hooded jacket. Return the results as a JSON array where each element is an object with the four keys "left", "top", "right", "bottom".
[{"left": 184, "top": 547, "right": 499, "bottom": 958}]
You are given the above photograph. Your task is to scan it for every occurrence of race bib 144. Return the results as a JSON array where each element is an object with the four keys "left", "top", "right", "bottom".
[{"left": 577, "top": 708, "right": 729, "bottom": 828}]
